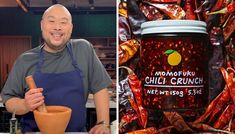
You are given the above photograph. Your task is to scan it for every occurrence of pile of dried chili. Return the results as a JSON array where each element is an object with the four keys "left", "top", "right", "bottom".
[{"left": 118, "top": 0, "right": 235, "bottom": 133}]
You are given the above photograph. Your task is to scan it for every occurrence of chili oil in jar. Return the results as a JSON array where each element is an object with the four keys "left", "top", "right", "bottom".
[{"left": 140, "top": 20, "right": 209, "bottom": 114}]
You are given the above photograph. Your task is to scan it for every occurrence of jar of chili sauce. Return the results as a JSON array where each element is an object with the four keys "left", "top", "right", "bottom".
[{"left": 140, "top": 20, "right": 209, "bottom": 113}]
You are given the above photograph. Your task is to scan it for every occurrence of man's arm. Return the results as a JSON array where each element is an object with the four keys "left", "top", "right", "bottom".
[
  {"left": 89, "top": 88, "right": 110, "bottom": 134},
  {"left": 5, "top": 98, "right": 29, "bottom": 115},
  {"left": 93, "top": 88, "right": 110, "bottom": 124},
  {"left": 5, "top": 88, "right": 44, "bottom": 115}
]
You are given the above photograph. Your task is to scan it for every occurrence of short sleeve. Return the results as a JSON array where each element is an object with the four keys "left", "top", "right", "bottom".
[
  {"left": 87, "top": 43, "right": 112, "bottom": 94},
  {"left": 1, "top": 57, "right": 26, "bottom": 103}
]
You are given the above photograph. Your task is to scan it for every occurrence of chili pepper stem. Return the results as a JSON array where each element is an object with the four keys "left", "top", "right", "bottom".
[
  {"left": 194, "top": 0, "right": 202, "bottom": 20},
  {"left": 210, "top": 127, "right": 233, "bottom": 134},
  {"left": 227, "top": 67, "right": 235, "bottom": 74},
  {"left": 119, "top": 66, "right": 134, "bottom": 75},
  {"left": 194, "top": 0, "right": 209, "bottom": 13},
  {"left": 228, "top": 118, "right": 233, "bottom": 132},
  {"left": 206, "top": 8, "right": 227, "bottom": 15},
  {"left": 222, "top": 14, "right": 232, "bottom": 28}
]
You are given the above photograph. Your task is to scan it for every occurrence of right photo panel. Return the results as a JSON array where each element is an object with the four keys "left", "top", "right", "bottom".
[{"left": 118, "top": 0, "right": 235, "bottom": 133}]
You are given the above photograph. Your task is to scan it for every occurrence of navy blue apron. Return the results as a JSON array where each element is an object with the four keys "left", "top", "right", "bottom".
[{"left": 21, "top": 43, "right": 87, "bottom": 133}]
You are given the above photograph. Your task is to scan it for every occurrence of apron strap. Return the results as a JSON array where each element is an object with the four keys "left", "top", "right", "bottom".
[
  {"left": 67, "top": 42, "right": 84, "bottom": 77},
  {"left": 36, "top": 42, "right": 84, "bottom": 77},
  {"left": 36, "top": 45, "right": 45, "bottom": 73}
]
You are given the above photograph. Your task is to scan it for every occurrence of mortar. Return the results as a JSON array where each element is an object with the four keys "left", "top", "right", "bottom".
[
  {"left": 25, "top": 75, "right": 72, "bottom": 134},
  {"left": 34, "top": 106, "right": 72, "bottom": 134}
]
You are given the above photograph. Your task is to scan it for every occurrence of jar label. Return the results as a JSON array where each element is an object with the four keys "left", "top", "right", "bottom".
[
  {"left": 140, "top": 36, "right": 208, "bottom": 110},
  {"left": 144, "top": 70, "right": 204, "bottom": 97}
]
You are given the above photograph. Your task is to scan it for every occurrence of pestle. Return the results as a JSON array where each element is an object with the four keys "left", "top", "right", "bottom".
[{"left": 25, "top": 75, "right": 48, "bottom": 113}]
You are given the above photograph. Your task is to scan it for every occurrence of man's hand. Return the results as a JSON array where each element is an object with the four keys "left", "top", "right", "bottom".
[
  {"left": 24, "top": 88, "right": 44, "bottom": 111},
  {"left": 89, "top": 123, "right": 111, "bottom": 134}
]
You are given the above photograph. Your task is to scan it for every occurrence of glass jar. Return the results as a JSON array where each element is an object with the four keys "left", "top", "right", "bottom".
[{"left": 140, "top": 20, "right": 209, "bottom": 113}]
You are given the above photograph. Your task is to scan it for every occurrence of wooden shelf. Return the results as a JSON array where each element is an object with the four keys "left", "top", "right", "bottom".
[{"left": 82, "top": 37, "right": 116, "bottom": 79}]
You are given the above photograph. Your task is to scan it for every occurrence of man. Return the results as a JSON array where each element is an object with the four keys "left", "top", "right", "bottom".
[{"left": 1, "top": 4, "right": 112, "bottom": 134}]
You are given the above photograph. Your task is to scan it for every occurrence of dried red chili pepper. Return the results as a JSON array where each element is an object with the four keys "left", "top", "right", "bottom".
[
  {"left": 145, "top": 0, "right": 179, "bottom": 3},
  {"left": 128, "top": 96, "right": 150, "bottom": 126},
  {"left": 119, "top": 75, "right": 140, "bottom": 134},
  {"left": 128, "top": 74, "right": 143, "bottom": 107},
  {"left": 188, "top": 122, "right": 231, "bottom": 133},
  {"left": 163, "top": 112, "right": 193, "bottom": 133},
  {"left": 209, "top": 27, "right": 224, "bottom": 46},
  {"left": 208, "top": 86, "right": 230, "bottom": 123},
  {"left": 227, "top": 2, "right": 235, "bottom": 13},
  {"left": 120, "top": 66, "right": 148, "bottom": 128},
  {"left": 121, "top": 113, "right": 138, "bottom": 123},
  {"left": 119, "top": 112, "right": 139, "bottom": 133},
  {"left": 194, "top": 86, "right": 225, "bottom": 124},
  {"left": 213, "top": 104, "right": 235, "bottom": 129},
  {"left": 208, "top": 67, "right": 232, "bottom": 122},
  {"left": 210, "top": 0, "right": 225, "bottom": 12},
  {"left": 208, "top": 28, "right": 225, "bottom": 101},
  {"left": 226, "top": 54, "right": 233, "bottom": 68},
  {"left": 196, "top": 67, "right": 234, "bottom": 126},
  {"left": 119, "top": 0, "right": 127, "bottom": 18},
  {"left": 119, "top": 15, "right": 132, "bottom": 44},
  {"left": 128, "top": 76, "right": 148, "bottom": 128},
  {"left": 127, "top": 0, "right": 147, "bottom": 41},
  {"left": 221, "top": 66, "right": 235, "bottom": 105},
  {"left": 223, "top": 14, "right": 235, "bottom": 42},
  {"left": 223, "top": 67, "right": 234, "bottom": 87},
  {"left": 195, "top": 67, "right": 232, "bottom": 124},
  {"left": 227, "top": 68, "right": 235, "bottom": 105},
  {"left": 128, "top": 96, "right": 139, "bottom": 114},
  {"left": 226, "top": 40, "right": 235, "bottom": 66},
  {"left": 156, "top": 126, "right": 173, "bottom": 134},
  {"left": 138, "top": 107, "right": 148, "bottom": 128},
  {"left": 119, "top": 77, "right": 135, "bottom": 116},
  {"left": 120, "top": 112, "right": 139, "bottom": 126},
  {"left": 183, "top": 0, "right": 197, "bottom": 20},
  {"left": 194, "top": 0, "right": 210, "bottom": 13},
  {"left": 219, "top": 13, "right": 230, "bottom": 26},
  {"left": 126, "top": 127, "right": 157, "bottom": 134},
  {"left": 231, "top": 119, "right": 235, "bottom": 131},
  {"left": 207, "top": 2, "right": 235, "bottom": 15},
  {"left": 143, "top": 1, "right": 186, "bottom": 19},
  {"left": 206, "top": 0, "right": 223, "bottom": 29},
  {"left": 139, "top": 3, "right": 164, "bottom": 21},
  {"left": 119, "top": 39, "right": 140, "bottom": 65},
  {"left": 193, "top": 0, "right": 202, "bottom": 20}
]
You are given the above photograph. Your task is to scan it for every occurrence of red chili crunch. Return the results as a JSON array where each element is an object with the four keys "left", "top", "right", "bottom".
[{"left": 140, "top": 20, "right": 209, "bottom": 111}]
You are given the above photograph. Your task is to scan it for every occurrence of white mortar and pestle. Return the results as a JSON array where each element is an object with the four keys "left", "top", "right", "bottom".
[{"left": 25, "top": 75, "right": 72, "bottom": 134}]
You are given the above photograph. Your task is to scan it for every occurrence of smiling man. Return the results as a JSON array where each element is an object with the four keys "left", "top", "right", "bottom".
[
  {"left": 1, "top": 4, "right": 112, "bottom": 134},
  {"left": 41, "top": 5, "right": 73, "bottom": 52}
]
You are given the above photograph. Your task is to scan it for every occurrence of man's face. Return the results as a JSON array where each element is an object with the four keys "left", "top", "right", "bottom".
[{"left": 41, "top": 7, "right": 73, "bottom": 52}]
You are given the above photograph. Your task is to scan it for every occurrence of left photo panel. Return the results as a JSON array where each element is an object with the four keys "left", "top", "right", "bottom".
[{"left": 0, "top": 0, "right": 117, "bottom": 134}]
